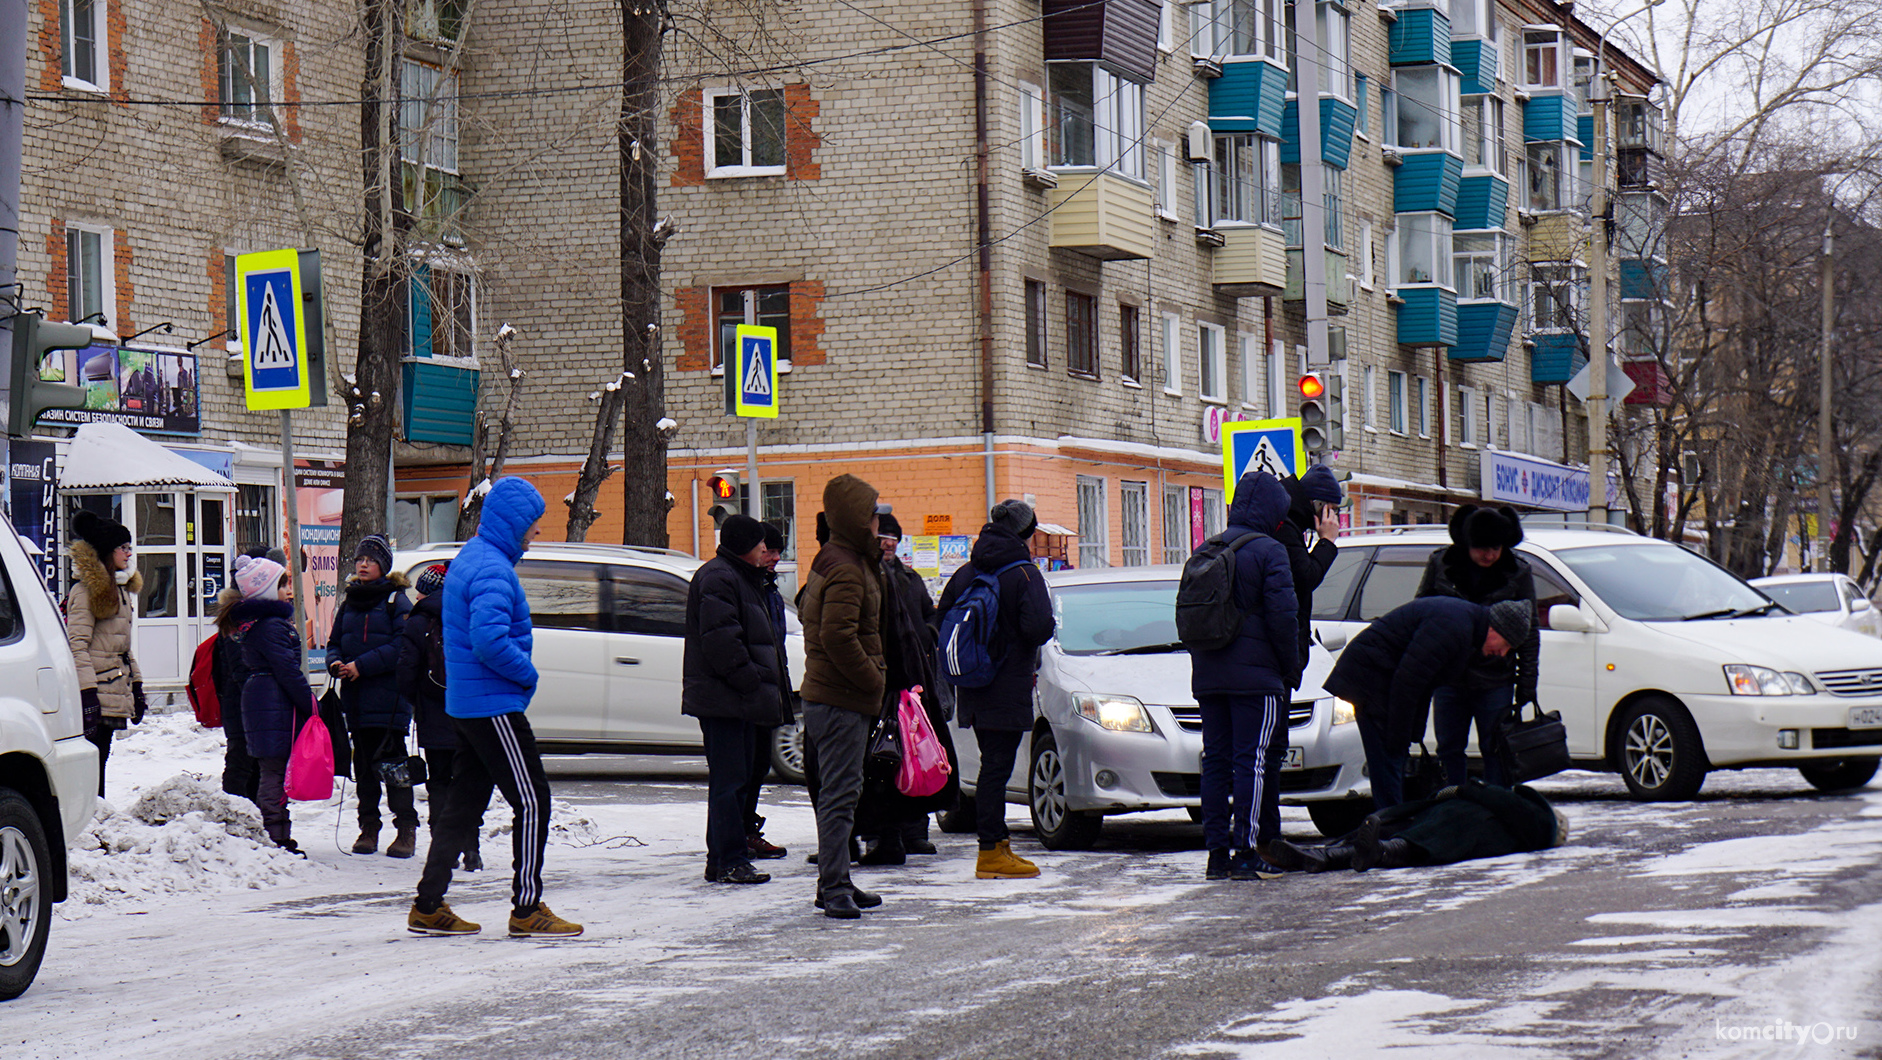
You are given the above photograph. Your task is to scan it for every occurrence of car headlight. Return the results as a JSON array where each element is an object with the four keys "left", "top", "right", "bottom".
[
  {"left": 1330, "top": 698, "right": 1357, "bottom": 726},
  {"left": 1073, "top": 693, "right": 1154, "bottom": 733},
  {"left": 1723, "top": 665, "right": 1815, "bottom": 696}
]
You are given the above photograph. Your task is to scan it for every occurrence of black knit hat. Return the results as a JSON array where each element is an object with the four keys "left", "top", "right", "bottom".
[
  {"left": 354, "top": 533, "right": 394, "bottom": 574},
  {"left": 71, "top": 509, "right": 132, "bottom": 556},
  {"left": 720, "top": 514, "right": 767, "bottom": 556},
  {"left": 1488, "top": 599, "right": 1533, "bottom": 648},
  {"left": 878, "top": 512, "right": 904, "bottom": 540},
  {"left": 990, "top": 499, "right": 1037, "bottom": 539},
  {"left": 416, "top": 563, "right": 449, "bottom": 597}
]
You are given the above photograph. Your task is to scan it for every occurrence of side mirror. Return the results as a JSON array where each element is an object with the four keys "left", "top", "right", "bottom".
[
  {"left": 1315, "top": 628, "right": 1348, "bottom": 652},
  {"left": 1853, "top": 598, "right": 1873, "bottom": 612},
  {"left": 1548, "top": 603, "right": 1593, "bottom": 633}
]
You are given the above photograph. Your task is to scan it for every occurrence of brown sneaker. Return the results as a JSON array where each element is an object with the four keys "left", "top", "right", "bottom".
[
  {"left": 407, "top": 902, "right": 480, "bottom": 936},
  {"left": 509, "top": 902, "right": 583, "bottom": 938},
  {"left": 974, "top": 840, "right": 1041, "bottom": 879}
]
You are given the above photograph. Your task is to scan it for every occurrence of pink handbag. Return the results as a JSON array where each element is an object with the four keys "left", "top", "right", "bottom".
[
  {"left": 895, "top": 687, "right": 951, "bottom": 798},
  {"left": 285, "top": 706, "right": 335, "bottom": 801}
]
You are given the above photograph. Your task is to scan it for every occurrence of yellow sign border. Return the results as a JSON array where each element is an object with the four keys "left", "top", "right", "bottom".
[
  {"left": 235, "top": 248, "right": 313, "bottom": 411},
  {"left": 1220, "top": 417, "right": 1305, "bottom": 493},
  {"left": 732, "top": 324, "right": 780, "bottom": 419}
]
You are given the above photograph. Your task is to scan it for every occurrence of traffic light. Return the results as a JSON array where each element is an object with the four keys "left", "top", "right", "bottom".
[
  {"left": 1298, "top": 373, "right": 1330, "bottom": 453},
  {"left": 705, "top": 468, "right": 741, "bottom": 527},
  {"left": 1322, "top": 372, "right": 1344, "bottom": 451},
  {"left": 7, "top": 312, "right": 90, "bottom": 438}
]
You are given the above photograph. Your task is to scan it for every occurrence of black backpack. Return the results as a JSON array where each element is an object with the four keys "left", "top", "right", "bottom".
[{"left": 1175, "top": 531, "right": 1260, "bottom": 651}]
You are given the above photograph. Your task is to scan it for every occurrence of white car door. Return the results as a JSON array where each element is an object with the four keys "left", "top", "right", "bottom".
[
  {"left": 605, "top": 564, "right": 693, "bottom": 746},
  {"left": 513, "top": 559, "right": 611, "bottom": 743},
  {"left": 1522, "top": 553, "right": 1603, "bottom": 756}
]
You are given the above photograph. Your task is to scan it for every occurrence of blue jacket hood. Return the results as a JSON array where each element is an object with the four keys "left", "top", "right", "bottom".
[
  {"left": 478, "top": 478, "right": 546, "bottom": 562},
  {"left": 1227, "top": 472, "right": 1290, "bottom": 534}
]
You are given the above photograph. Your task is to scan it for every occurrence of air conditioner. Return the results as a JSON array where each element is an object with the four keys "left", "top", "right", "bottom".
[{"left": 1186, "top": 121, "right": 1213, "bottom": 162}]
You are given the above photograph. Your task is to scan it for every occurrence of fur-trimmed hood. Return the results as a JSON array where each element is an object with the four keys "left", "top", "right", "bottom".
[{"left": 71, "top": 540, "right": 143, "bottom": 620}]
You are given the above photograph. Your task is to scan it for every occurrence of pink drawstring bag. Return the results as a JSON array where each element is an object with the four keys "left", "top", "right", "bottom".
[
  {"left": 285, "top": 705, "right": 335, "bottom": 801},
  {"left": 896, "top": 686, "right": 951, "bottom": 798}
]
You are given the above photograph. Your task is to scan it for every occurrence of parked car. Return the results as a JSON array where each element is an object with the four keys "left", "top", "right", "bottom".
[
  {"left": 392, "top": 542, "right": 806, "bottom": 776},
  {"left": 1316, "top": 523, "right": 1882, "bottom": 800},
  {"left": 1751, "top": 574, "right": 1881, "bottom": 639},
  {"left": 940, "top": 565, "right": 1373, "bottom": 848},
  {"left": 0, "top": 527, "right": 95, "bottom": 1000}
]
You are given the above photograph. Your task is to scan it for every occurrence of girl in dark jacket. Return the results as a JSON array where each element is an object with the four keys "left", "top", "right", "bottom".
[
  {"left": 398, "top": 563, "right": 484, "bottom": 871},
  {"left": 326, "top": 534, "right": 417, "bottom": 857},
  {"left": 232, "top": 556, "right": 311, "bottom": 853},
  {"left": 213, "top": 580, "right": 258, "bottom": 803}
]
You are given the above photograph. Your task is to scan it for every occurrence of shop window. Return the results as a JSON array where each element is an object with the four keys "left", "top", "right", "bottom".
[
  {"left": 762, "top": 481, "right": 796, "bottom": 560},
  {"left": 1120, "top": 481, "right": 1149, "bottom": 567},
  {"left": 1161, "top": 484, "right": 1188, "bottom": 563},
  {"left": 1077, "top": 476, "right": 1109, "bottom": 568}
]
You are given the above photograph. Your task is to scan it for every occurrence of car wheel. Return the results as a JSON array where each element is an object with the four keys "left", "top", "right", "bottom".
[
  {"left": 1028, "top": 730, "right": 1102, "bottom": 850},
  {"left": 936, "top": 790, "right": 977, "bottom": 834},
  {"left": 0, "top": 789, "right": 52, "bottom": 1001},
  {"left": 1307, "top": 798, "right": 1374, "bottom": 839},
  {"left": 768, "top": 721, "right": 806, "bottom": 785},
  {"left": 1616, "top": 697, "right": 1708, "bottom": 801},
  {"left": 1799, "top": 758, "right": 1880, "bottom": 792}
]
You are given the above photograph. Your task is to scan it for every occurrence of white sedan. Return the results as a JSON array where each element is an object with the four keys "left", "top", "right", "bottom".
[{"left": 1752, "top": 574, "right": 1882, "bottom": 639}]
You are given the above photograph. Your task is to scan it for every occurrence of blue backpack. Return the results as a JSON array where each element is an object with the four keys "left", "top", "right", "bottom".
[{"left": 937, "top": 560, "right": 1032, "bottom": 688}]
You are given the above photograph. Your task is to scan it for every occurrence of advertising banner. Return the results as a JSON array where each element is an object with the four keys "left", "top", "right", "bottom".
[
  {"left": 938, "top": 535, "right": 971, "bottom": 577},
  {"left": 35, "top": 344, "right": 202, "bottom": 435},
  {"left": 910, "top": 535, "right": 941, "bottom": 578},
  {"left": 1481, "top": 451, "right": 1592, "bottom": 513},
  {"left": 7, "top": 440, "right": 59, "bottom": 589},
  {"left": 295, "top": 461, "right": 346, "bottom": 650}
]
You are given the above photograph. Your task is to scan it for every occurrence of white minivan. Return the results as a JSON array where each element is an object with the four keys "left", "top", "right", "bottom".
[{"left": 1315, "top": 524, "right": 1882, "bottom": 800}]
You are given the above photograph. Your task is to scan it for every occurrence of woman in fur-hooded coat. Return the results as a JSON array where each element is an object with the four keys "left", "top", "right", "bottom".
[{"left": 67, "top": 509, "right": 145, "bottom": 797}]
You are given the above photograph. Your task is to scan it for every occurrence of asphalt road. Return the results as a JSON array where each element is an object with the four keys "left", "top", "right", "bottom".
[{"left": 262, "top": 760, "right": 1882, "bottom": 1060}]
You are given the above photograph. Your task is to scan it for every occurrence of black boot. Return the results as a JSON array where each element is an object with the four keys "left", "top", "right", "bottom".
[
  {"left": 858, "top": 836, "right": 907, "bottom": 866},
  {"left": 1262, "top": 839, "right": 1314, "bottom": 873},
  {"left": 821, "top": 892, "right": 863, "bottom": 919},
  {"left": 1350, "top": 815, "right": 1385, "bottom": 872},
  {"left": 1374, "top": 838, "right": 1420, "bottom": 869},
  {"left": 816, "top": 888, "right": 881, "bottom": 910}
]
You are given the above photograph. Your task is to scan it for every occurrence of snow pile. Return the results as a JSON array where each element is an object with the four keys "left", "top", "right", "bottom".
[
  {"left": 480, "top": 796, "right": 611, "bottom": 847},
  {"left": 65, "top": 775, "right": 315, "bottom": 915}
]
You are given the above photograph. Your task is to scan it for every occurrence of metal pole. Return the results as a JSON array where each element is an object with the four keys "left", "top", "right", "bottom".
[
  {"left": 281, "top": 410, "right": 306, "bottom": 664},
  {"left": 1298, "top": 10, "right": 1329, "bottom": 371},
  {"left": 1818, "top": 223, "right": 1834, "bottom": 570},
  {"left": 0, "top": 0, "right": 26, "bottom": 414},
  {"left": 974, "top": 0, "right": 995, "bottom": 515},
  {"left": 745, "top": 418, "right": 759, "bottom": 518},
  {"left": 1587, "top": 81, "right": 1611, "bottom": 524}
]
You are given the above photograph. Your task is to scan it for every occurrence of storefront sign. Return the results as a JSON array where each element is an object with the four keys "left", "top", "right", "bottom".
[
  {"left": 1481, "top": 451, "right": 1591, "bottom": 512},
  {"left": 7, "top": 440, "right": 58, "bottom": 589},
  {"left": 1201, "top": 405, "right": 1250, "bottom": 444},
  {"left": 1189, "top": 486, "right": 1205, "bottom": 549},
  {"left": 35, "top": 344, "right": 202, "bottom": 435}
]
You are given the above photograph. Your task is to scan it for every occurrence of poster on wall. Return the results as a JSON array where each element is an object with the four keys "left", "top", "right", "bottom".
[
  {"left": 938, "top": 535, "right": 971, "bottom": 578},
  {"left": 7, "top": 440, "right": 59, "bottom": 591},
  {"left": 295, "top": 461, "right": 346, "bottom": 651},
  {"left": 36, "top": 344, "right": 202, "bottom": 436}
]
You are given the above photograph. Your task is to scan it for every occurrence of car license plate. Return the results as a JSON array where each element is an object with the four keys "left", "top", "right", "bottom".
[
  {"left": 1281, "top": 746, "right": 1304, "bottom": 771},
  {"left": 1849, "top": 706, "right": 1882, "bottom": 730}
]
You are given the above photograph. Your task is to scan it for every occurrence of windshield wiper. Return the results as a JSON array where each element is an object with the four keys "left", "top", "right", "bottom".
[
  {"left": 1729, "top": 601, "right": 1781, "bottom": 618},
  {"left": 1096, "top": 641, "right": 1189, "bottom": 656},
  {"left": 1676, "top": 608, "right": 1738, "bottom": 621}
]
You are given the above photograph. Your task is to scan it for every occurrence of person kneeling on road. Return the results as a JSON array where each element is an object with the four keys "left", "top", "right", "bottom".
[
  {"left": 1266, "top": 779, "right": 1568, "bottom": 872},
  {"left": 1321, "top": 595, "right": 1531, "bottom": 811}
]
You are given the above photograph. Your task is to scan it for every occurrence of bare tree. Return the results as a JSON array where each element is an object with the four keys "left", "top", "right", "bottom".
[{"left": 456, "top": 323, "right": 524, "bottom": 538}]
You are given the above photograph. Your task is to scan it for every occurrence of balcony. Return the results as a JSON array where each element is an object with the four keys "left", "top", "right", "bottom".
[
  {"left": 1284, "top": 247, "right": 1352, "bottom": 309},
  {"left": 1042, "top": 0, "right": 1161, "bottom": 82},
  {"left": 1281, "top": 96, "right": 1360, "bottom": 170},
  {"left": 1453, "top": 38, "right": 1497, "bottom": 95},
  {"left": 401, "top": 357, "right": 480, "bottom": 446},
  {"left": 1578, "top": 114, "right": 1593, "bottom": 162},
  {"left": 1389, "top": 6, "right": 1452, "bottom": 66},
  {"left": 1209, "top": 57, "right": 1288, "bottom": 138},
  {"left": 1451, "top": 301, "right": 1517, "bottom": 362},
  {"left": 1396, "top": 286, "right": 1458, "bottom": 347},
  {"left": 1212, "top": 224, "right": 1288, "bottom": 295},
  {"left": 1523, "top": 93, "right": 1578, "bottom": 144},
  {"left": 1530, "top": 332, "right": 1587, "bottom": 384},
  {"left": 1394, "top": 151, "right": 1463, "bottom": 216},
  {"left": 1526, "top": 211, "right": 1586, "bottom": 262},
  {"left": 1619, "top": 259, "right": 1667, "bottom": 300},
  {"left": 1617, "top": 146, "right": 1665, "bottom": 190},
  {"left": 1454, "top": 173, "right": 1508, "bottom": 230},
  {"left": 1048, "top": 168, "right": 1157, "bottom": 260}
]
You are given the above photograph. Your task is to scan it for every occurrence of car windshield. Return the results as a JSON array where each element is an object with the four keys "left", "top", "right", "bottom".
[
  {"left": 1052, "top": 580, "right": 1180, "bottom": 655},
  {"left": 1553, "top": 543, "right": 1771, "bottom": 621},
  {"left": 1757, "top": 581, "right": 1838, "bottom": 614}
]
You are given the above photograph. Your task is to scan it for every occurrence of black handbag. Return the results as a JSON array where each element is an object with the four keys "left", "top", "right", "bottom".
[
  {"left": 1495, "top": 702, "right": 1573, "bottom": 783},
  {"left": 370, "top": 726, "right": 428, "bottom": 788},
  {"left": 866, "top": 711, "right": 904, "bottom": 781}
]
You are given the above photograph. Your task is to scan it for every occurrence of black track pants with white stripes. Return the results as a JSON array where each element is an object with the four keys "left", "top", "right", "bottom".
[{"left": 415, "top": 712, "right": 552, "bottom": 917}]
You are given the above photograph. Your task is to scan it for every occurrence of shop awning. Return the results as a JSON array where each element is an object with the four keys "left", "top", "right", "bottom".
[
  {"left": 1036, "top": 523, "right": 1078, "bottom": 537},
  {"left": 58, "top": 422, "right": 238, "bottom": 495}
]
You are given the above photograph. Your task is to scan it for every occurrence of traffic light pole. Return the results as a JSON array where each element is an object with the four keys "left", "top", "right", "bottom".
[
  {"left": 1297, "top": 16, "right": 1330, "bottom": 373},
  {"left": 2, "top": 0, "right": 26, "bottom": 422},
  {"left": 745, "top": 418, "right": 759, "bottom": 519}
]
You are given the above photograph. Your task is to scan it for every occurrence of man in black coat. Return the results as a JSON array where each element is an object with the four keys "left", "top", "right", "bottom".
[
  {"left": 1415, "top": 505, "right": 1542, "bottom": 786},
  {"left": 683, "top": 514, "right": 792, "bottom": 885},
  {"left": 1265, "top": 464, "right": 1342, "bottom": 864},
  {"left": 1268, "top": 779, "right": 1568, "bottom": 872},
  {"left": 1323, "top": 595, "right": 1531, "bottom": 809},
  {"left": 937, "top": 500, "right": 1055, "bottom": 879}
]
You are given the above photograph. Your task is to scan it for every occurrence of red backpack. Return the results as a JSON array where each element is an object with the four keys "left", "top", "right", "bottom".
[{"left": 187, "top": 632, "right": 222, "bottom": 728}]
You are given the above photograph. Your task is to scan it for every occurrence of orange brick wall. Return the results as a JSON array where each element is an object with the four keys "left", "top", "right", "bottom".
[
  {"left": 669, "top": 83, "right": 820, "bottom": 187},
  {"left": 674, "top": 281, "right": 826, "bottom": 373},
  {"left": 45, "top": 219, "right": 67, "bottom": 322},
  {"left": 112, "top": 227, "right": 133, "bottom": 335},
  {"left": 34, "top": 0, "right": 60, "bottom": 92},
  {"left": 781, "top": 83, "right": 821, "bottom": 181}
]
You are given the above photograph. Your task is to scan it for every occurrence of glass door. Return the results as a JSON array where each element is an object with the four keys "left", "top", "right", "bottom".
[{"left": 132, "top": 491, "right": 185, "bottom": 683}]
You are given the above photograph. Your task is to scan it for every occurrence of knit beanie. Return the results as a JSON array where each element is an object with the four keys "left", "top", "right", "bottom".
[
  {"left": 1487, "top": 599, "right": 1532, "bottom": 648},
  {"left": 1299, "top": 464, "right": 1343, "bottom": 505},
  {"left": 990, "top": 498, "right": 1037, "bottom": 540},
  {"left": 720, "top": 514, "right": 767, "bottom": 556},
  {"left": 235, "top": 555, "right": 286, "bottom": 601},
  {"left": 415, "top": 563, "right": 448, "bottom": 597},
  {"left": 72, "top": 509, "right": 132, "bottom": 556},
  {"left": 878, "top": 512, "right": 904, "bottom": 540},
  {"left": 762, "top": 523, "right": 785, "bottom": 552},
  {"left": 354, "top": 533, "right": 394, "bottom": 574}
]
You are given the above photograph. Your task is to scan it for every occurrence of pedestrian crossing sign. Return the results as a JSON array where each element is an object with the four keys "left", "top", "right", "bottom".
[
  {"left": 731, "top": 324, "right": 780, "bottom": 419},
  {"left": 1221, "top": 418, "right": 1305, "bottom": 493},
  {"left": 235, "top": 248, "right": 313, "bottom": 411}
]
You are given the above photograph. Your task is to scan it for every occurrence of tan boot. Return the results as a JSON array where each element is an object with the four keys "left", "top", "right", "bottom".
[{"left": 975, "top": 840, "right": 1041, "bottom": 879}]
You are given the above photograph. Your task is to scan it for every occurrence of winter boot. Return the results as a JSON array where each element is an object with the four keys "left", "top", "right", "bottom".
[
  {"left": 509, "top": 902, "right": 583, "bottom": 938},
  {"left": 408, "top": 902, "right": 481, "bottom": 936},
  {"left": 715, "top": 863, "right": 772, "bottom": 884},
  {"left": 460, "top": 846, "right": 483, "bottom": 872},
  {"left": 816, "top": 887, "right": 881, "bottom": 911},
  {"left": 385, "top": 825, "right": 418, "bottom": 859},
  {"left": 1268, "top": 839, "right": 1353, "bottom": 874},
  {"left": 1205, "top": 849, "right": 1232, "bottom": 880},
  {"left": 352, "top": 827, "right": 380, "bottom": 855},
  {"left": 1374, "top": 838, "right": 1420, "bottom": 869},
  {"left": 1350, "top": 815, "right": 1385, "bottom": 872},
  {"left": 1229, "top": 849, "right": 1285, "bottom": 880},
  {"left": 975, "top": 840, "right": 1040, "bottom": 879},
  {"left": 858, "top": 836, "right": 907, "bottom": 866},
  {"left": 820, "top": 892, "right": 863, "bottom": 919}
]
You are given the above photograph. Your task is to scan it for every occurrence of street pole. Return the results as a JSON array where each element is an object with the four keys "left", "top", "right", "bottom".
[
  {"left": 745, "top": 418, "right": 759, "bottom": 519},
  {"left": 1298, "top": 13, "right": 1329, "bottom": 374},
  {"left": 1, "top": 0, "right": 25, "bottom": 420},
  {"left": 281, "top": 410, "right": 305, "bottom": 665},
  {"left": 1818, "top": 223, "right": 1834, "bottom": 570},
  {"left": 1587, "top": 81, "right": 1611, "bottom": 525}
]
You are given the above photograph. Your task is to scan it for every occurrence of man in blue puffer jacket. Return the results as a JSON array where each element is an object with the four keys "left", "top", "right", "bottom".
[
  {"left": 1189, "top": 471, "right": 1298, "bottom": 883},
  {"left": 408, "top": 477, "right": 582, "bottom": 938}
]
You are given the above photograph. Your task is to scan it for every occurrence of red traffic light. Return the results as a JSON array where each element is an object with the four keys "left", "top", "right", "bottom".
[
  {"left": 706, "top": 474, "right": 738, "bottom": 499},
  {"left": 1298, "top": 373, "right": 1326, "bottom": 400}
]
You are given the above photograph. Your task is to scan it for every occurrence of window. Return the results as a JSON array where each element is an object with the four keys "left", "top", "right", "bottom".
[
  {"left": 1380, "top": 87, "right": 1399, "bottom": 147},
  {"left": 1025, "top": 280, "right": 1048, "bottom": 367},
  {"left": 1397, "top": 213, "right": 1453, "bottom": 287},
  {"left": 1067, "top": 291, "right": 1098, "bottom": 376},
  {"left": 706, "top": 88, "right": 785, "bottom": 176},
  {"left": 1120, "top": 482, "right": 1150, "bottom": 567},
  {"left": 1019, "top": 83, "right": 1047, "bottom": 170},
  {"left": 1051, "top": 65, "right": 1145, "bottom": 178},
  {"left": 1198, "top": 322, "right": 1226, "bottom": 401},
  {"left": 1529, "top": 264, "right": 1582, "bottom": 331},
  {"left": 1615, "top": 99, "right": 1664, "bottom": 153},
  {"left": 1620, "top": 300, "right": 1660, "bottom": 359},
  {"left": 1262, "top": 0, "right": 1285, "bottom": 61},
  {"left": 1572, "top": 53, "right": 1596, "bottom": 114},
  {"left": 516, "top": 561, "right": 606, "bottom": 632},
  {"left": 63, "top": 224, "right": 110, "bottom": 327},
  {"left": 235, "top": 484, "right": 277, "bottom": 555},
  {"left": 1414, "top": 376, "right": 1430, "bottom": 437},
  {"left": 1354, "top": 73, "right": 1370, "bottom": 137},
  {"left": 608, "top": 566, "right": 690, "bottom": 637},
  {"left": 60, "top": 0, "right": 102, "bottom": 90},
  {"left": 1457, "top": 385, "right": 1478, "bottom": 446},
  {"left": 400, "top": 62, "right": 460, "bottom": 173},
  {"left": 1240, "top": 333, "right": 1262, "bottom": 408},
  {"left": 1396, "top": 66, "right": 1460, "bottom": 153},
  {"left": 715, "top": 286, "right": 791, "bottom": 371},
  {"left": 1212, "top": 134, "right": 1280, "bottom": 225},
  {"left": 1156, "top": 141, "right": 1180, "bottom": 217},
  {"left": 1358, "top": 545, "right": 1432, "bottom": 619},
  {"left": 1161, "top": 485, "right": 1188, "bottom": 563},
  {"left": 1525, "top": 140, "right": 1567, "bottom": 211},
  {"left": 1316, "top": 2, "right": 1351, "bottom": 98},
  {"left": 1077, "top": 476, "right": 1109, "bottom": 568},
  {"left": 1159, "top": 0, "right": 1176, "bottom": 50},
  {"left": 218, "top": 31, "right": 276, "bottom": 125},
  {"left": 1268, "top": 338, "right": 1285, "bottom": 416},
  {"left": 1201, "top": 488, "right": 1226, "bottom": 537},
  {"left": 1362, "top": 364, "right": 1376, "bottom": 427},
  {"left": 1161, "top": 311, "right": 1182, "bottom": 392},
  {"left": 1120, "top": 304, "right": 1142, "bottom": 383},
  {"left": 1454, "top": 231, "right": 1508, "bottom": 301},
  {"left": 1451, "top": 0, "right": 1494, "bottom": 39},
  {"left": 1324, "top": 167, "right": 1345, "bottom": 249},
  {"left": 1192, "top": 0, "right": 1227, "bottom": 57},
  {"left": 1388, "top": 369, "right": 1407, "bottom": 433},
  {"left": 1524, "top": 29, "right": 1563, "bottom": 88},
  {"left": 1462, "top": 97, "right": 1506, "bottom": 174},
  {"left": 762, "top": 481, "right": 797, "bottom": 560},
  {"left": 408, "top": 0, "right": 466, "bottom": 43},
  {"left": 394, "top": 494, "right": 462, "bottom": 545},
  {"left": 1358, "top": 220, "right": 1375, "bottom": 289},
  {"left": 410, "top": 266, "right": 476, "bottom": 360}
]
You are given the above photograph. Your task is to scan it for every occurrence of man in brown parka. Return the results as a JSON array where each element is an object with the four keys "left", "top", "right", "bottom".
[{"left": 798, "top": 474, "right": 888, "bottom": 919}]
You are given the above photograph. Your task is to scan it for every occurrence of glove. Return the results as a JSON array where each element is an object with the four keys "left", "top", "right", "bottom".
[{"left": 132, "top": 682, "right": 148, "bottom": 724}]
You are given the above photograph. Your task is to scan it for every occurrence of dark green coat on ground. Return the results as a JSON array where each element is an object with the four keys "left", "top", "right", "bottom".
[{"left": 1368, "top": 781, "right": 1561, "bottom": 864}]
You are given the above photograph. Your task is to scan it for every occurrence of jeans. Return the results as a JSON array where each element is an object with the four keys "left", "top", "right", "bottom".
[
  {"left": 700, "top": 717, "right": 760, "bottom": 871},
  {"left": 1357, "top": 707, "right": 1408, "bottom": 811},
  {"left": 416, "top": 713, "right": 552, "bottom": 916},
  {"left": 1432, "top": 684, "right": 1515, "bottom": 787},
  {"left": 1197, "top": 693, "right": 1283, "bottom": 852},
  {"left": 741, "top": 725, "right": 774, "bottom": 834},
  {"left": 973, "top": 728, "right": 1024, "bottom": 849},
  {"left": 351, "top": 725, "right": 418, "bottom": 832},
  {"left": 802, "top": 701, "right": 870, "bottom": 899}
]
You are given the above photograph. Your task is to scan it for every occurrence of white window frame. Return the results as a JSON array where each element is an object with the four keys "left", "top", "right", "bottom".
[
  {"left": 1463, "top": 96, "right": 1507, "bottom": 176},
  {"left": 1198, "top": 322, "right": 1227, "bottom": 402},
  {"left": 63, "top": 222, "right": 114, "bottom": 328},
  {"left": 1077, "top": 475, "right": 1111, "bottom": 569},
  {"left": 1161, "top": 311, "right": 1183, "bottom": 394},
  {"left": 60, "top": 0, "right": 106, "bottom": 93},
  {"left": 1395, "top": 65, "right": 1460, "bottom": 154},
  {"left": 1397, "top": 212, "right": 1454, "bottom": 288},
  {"left": 1454, "top": 230, "right": 1508, "bottom": 302},
  {"left": 1457, "top": 385, "right": 1478, "bottom": 447},
  {"left": 1415, "top": 375, "right": 1431, "bottom": 438},
  {"left": 1268, "top": 338, "right": 1285, "bottom": 417},
  {"left": 1120, "top": 481, "right": 1150, "bottom": 566},
  {"left": 1529, "top": 264, "right": 1584, "bottom": 332},
  {"left": 1240, "top": 332, "right": 1262, "bottom": 408},
  {"left": 1387, "top": 369, "right": 1407, "bottom": 434},
  {"left": 218, "top": 29, "right": 281, "bottom": 128},
  {"left": 1019, "top": 82, "right": 1047, "bottom": 171},
  {"left": 1161, "top": 484, "right": 1189, "bottom": 563},
  {"left": 1362, "top": 363, "right": 1377, "bottom": 429},
  {"left": 1358, "top": 219, "right": 1375, "bottom": 290},
  {"left": 1523, "top": 27, "right": 1565, "bottom": 90},
  {"left": 1201, "top": 488, "right": 1226, "bottom": 537},
  {"left": 1156, "top": 140, "right": 1181, "bottom": 220},
  {"left": 1317, "top": 2, "right": 1351, "bottom": 100},
  {"left": 705, "top": 87, "right": 787, "bottom": 178},
  {"left": 1159, "top": 0, "right": 1176, "bottom": 51}
]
